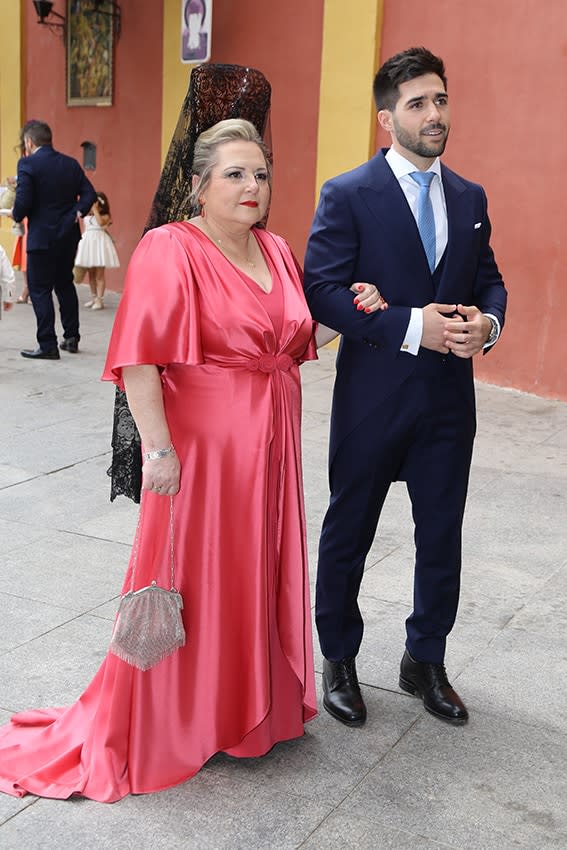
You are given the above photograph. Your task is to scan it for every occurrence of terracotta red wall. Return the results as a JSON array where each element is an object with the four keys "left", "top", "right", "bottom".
[
  {"left": 22, "top": 2, "right": 164, "bottom": 292},
  {"left": 209, "top": 0, "right": 324, "bottom": 260},
  {"left": 378, "top": 0, "right": 567, "bottom": 400}
]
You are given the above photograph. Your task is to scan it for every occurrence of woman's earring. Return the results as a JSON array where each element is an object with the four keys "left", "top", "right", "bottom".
[{"left": 199, "top": 199, "right": 205, "bottom": 218}]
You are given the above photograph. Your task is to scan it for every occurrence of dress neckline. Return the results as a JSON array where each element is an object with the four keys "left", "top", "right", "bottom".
[{"left": 184, "top": 221, "right": 273, "bottom": 294}]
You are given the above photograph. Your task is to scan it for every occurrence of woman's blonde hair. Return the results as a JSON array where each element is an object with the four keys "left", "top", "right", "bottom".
[{"left": 189, "top": 118, "right": 271, "bottom": 213}]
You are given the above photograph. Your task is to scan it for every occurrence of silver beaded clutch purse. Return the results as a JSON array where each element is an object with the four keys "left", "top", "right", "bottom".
[{"left": 110, "top": 496, "right": 186, "bottom": 671}]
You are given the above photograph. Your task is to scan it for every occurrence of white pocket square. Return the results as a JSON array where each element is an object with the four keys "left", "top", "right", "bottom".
[{"left": 474, "top": 222, "right": 482, "bottom": 229}]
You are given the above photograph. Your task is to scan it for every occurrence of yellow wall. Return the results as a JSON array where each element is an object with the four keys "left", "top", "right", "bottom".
[
  {"left": 316, "top": 0, "right": 384, "bottom": 193},
  {"left": 161, "top": 0, "right": 195, "bottom": 162},
  {"left": 0, "top": 0, "right": 23, "bottom": 252},
  {"left": 316, "top": 0, "right": 384, "bottom": 347}
]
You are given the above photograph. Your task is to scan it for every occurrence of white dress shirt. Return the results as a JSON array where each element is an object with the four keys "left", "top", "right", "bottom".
[{"left": 385, "top": 147, "right": 447, "bottom": 355}]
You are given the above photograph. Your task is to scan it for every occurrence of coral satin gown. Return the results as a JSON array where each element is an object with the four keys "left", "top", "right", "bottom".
[{"left": 0, "top": 223, "right": 317, "bottom": 802}]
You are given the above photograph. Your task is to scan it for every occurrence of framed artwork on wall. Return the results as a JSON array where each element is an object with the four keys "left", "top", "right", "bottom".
[
  {"left": 67, "top": 0, "right": 113, "bottom": 106},
  {"left": 181, "top": 0, "right": 212, "bottom": 64}
]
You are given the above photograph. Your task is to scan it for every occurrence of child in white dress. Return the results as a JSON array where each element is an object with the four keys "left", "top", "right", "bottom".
[
  {"left": 74, "top": 192, "right": 120, "bottom": 310},
  {"left": 0, "top": 244, "right": 15, "bottom": 319}
]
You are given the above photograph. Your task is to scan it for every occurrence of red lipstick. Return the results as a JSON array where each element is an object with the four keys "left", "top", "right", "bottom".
[{"left": 240, "top": 201, "right": 258, "bottom": 207}]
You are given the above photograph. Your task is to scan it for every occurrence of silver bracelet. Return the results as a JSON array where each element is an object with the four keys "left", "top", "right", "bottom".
[{"left": 143, "top": 444, "right": 175, "bottom": 462}]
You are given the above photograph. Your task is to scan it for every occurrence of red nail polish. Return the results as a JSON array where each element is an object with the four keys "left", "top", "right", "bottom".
[
  {"left": 365, "top": 307, "right": 371, "bottom": 313},
  {"left": 353, "top": 298, "right": 359, "bottom": 304},
  {"left": 357, "top": 303, "right": 364, "bottom": 310},
  {"left": 357, "top": 285, "right": 364, "bottom": 291}
]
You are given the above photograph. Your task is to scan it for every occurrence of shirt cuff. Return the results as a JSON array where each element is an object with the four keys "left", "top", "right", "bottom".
[{"left": 400, "top": 307, "right": 423, "bottom": 356}]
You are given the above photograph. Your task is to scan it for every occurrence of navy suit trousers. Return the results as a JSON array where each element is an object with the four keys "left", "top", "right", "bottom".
[
  {"left": 315, "top": 350, "right": 476, "bottom": 664},
  {"left": 27, "top": 239, "right": 80, "bottom": 350}
]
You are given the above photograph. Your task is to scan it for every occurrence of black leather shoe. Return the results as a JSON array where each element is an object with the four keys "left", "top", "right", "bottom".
[
  {"left": 60, "top": 337, "right": 79, "bottom": 353},
  {"left": 21, "top": 347, "right": 60, "bottom": 360},
  {"left": 399, "top": 650, "right": 468, "bottom": 725},
  {"left": 322, "top": 657, "right": 367, "bottom": 726}
]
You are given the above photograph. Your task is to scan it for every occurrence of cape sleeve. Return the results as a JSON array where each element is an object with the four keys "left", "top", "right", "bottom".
[
  {"left": 267, "top": 231, "right": 318, "bottom": 365},
  {"left": 102, "top": 225, "right": 204, "bottom": 388}
]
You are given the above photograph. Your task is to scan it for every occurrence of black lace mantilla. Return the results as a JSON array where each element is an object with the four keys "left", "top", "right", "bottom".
[{"left": 108, "top": 64, "right": 272, "bottom": 502}]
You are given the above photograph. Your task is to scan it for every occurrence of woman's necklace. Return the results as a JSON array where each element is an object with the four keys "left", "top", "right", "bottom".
[{"left": 203, "top": 224, "right": 256, "bottom": 269}]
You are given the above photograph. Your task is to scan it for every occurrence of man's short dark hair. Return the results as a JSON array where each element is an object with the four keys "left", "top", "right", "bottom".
[
  {"left": 373, "top": 47, "right": 447, "bottom": 111},
  {"left": 22, "top": 120, "right": 52, "bottom": 147}
]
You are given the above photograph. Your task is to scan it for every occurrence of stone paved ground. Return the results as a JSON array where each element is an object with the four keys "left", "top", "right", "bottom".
[{"left": 1, "top": 276, "right": 566, "bottom": 849}]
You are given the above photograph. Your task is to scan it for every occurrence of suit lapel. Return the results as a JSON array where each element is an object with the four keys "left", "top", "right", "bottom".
[
  {"left": 358, "top": 151, "right": 435, "bottom": 285},
  {"left": 437, "top": 165, "right": 471, "bottom": 300},
  {"left": 355, "top": 153, "right": 477, "bottom": 302}
]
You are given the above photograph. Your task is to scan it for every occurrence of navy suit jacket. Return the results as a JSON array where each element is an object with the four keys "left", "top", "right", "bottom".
[
  {"left": 12, "top": 145, "right": 96, "bottom": 253},
  {"left": 303, "top": 149, "right": 508, "bottom": 460}
]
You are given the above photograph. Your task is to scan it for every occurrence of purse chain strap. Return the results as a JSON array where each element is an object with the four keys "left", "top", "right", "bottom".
[{"left": 129, "top": 494, "right": 176, "bottom": 592}]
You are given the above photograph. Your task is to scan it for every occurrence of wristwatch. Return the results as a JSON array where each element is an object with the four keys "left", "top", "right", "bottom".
[{"left": 485, "top": 315, "right": 499, "bottom": 346}]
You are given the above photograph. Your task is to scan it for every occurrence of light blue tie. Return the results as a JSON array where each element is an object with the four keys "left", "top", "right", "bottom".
[{"left": 410, "top": 171, "right": 436, "bottom": 272}]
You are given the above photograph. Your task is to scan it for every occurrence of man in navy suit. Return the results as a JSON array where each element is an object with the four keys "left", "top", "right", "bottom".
[
  {"left": 13, "top": 120, "right": 96, "bottom": 359},
  {"left": 304, "top": 47, "right": 507, "bottom": 727}
]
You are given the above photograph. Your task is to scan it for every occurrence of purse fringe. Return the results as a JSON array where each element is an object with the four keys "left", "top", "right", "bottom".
[{"left": 110, "top": 634, "right": 186, "bottom": 671}]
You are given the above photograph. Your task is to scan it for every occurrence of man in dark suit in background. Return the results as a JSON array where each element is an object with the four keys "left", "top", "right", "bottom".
[
  {"left": 12, "top": 120, "right": 96, "bottom": 359},
  {"left": 304, "top": 47, "right": 507, "bottom": 727}
]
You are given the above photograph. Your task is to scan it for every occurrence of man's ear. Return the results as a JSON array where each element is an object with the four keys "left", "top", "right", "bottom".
[{"left": 377, "top": 109, "right": 393, "bottom": 133}]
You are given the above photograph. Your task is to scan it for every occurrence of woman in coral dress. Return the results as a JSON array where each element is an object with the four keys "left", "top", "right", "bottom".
[{"left": 0, "top": 120, "right": 383, "bottom": 802}]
